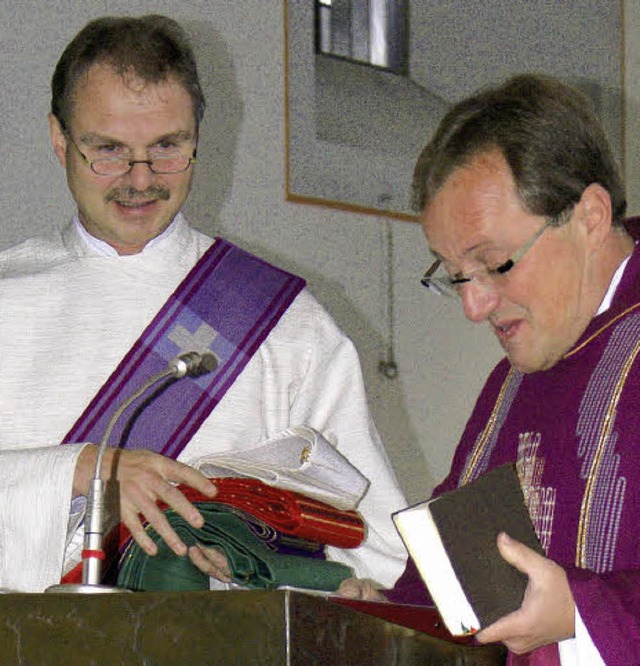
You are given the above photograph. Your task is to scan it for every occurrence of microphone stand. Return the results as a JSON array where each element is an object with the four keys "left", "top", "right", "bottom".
[{"left": 46, "top": 352, "right": 217, "bottom": 594}]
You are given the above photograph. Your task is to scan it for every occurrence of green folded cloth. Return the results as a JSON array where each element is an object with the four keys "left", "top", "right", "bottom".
[{"left": 117, "top": 503, "right": 353, "bottom": 592}]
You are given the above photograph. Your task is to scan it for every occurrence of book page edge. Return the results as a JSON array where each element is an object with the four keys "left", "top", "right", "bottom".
[{"left": 393, "top": 502, "right": 480, "bottom": 636}]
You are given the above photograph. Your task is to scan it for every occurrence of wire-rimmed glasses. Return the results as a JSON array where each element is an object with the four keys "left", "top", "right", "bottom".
[
  {"left": 62, "top": 128, "right": 196, "bottom": 176},
  {"left": 420, "top": 216, "right": 560, "bottom": 298}
]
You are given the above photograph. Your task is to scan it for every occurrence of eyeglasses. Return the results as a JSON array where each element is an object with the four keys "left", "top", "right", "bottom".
[
  {"left": 62, "top": 129, "right": 197, "bottom": 177},
  {"left": 420, "top": 208, "right": 572, "bottom": 298}
]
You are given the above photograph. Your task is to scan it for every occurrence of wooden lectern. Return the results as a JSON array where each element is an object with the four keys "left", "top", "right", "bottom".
[{"left": 0, "top": 589, "right": 506, "bottom": 664}]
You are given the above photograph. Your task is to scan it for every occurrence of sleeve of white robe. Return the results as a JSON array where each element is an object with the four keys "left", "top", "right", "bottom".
[
  {"left": 278, "top": 295, "right": 408, "bottom": 587},
  {"left": 558, "top": 610, "right": 606, "bottom": 666},
  {"left": 0, "top": 444, "right": 84, "bottom": 592}
]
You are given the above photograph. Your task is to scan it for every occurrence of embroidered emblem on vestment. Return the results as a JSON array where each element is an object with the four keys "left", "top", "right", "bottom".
[{"left": 516, "top": 432, "right": 555, "bottom": 554}]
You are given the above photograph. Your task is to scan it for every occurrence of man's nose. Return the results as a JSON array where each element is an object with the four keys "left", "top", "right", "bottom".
[
  {"left": 460, "top": 279, "right": 500, "bottom": 323},
  {"left": 126, "top": 160, "right": 156, "bottom": 190}
]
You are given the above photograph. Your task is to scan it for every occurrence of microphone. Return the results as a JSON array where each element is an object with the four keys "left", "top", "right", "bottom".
[
  {"left": 46, "top": 351, "right": 218, "bottom": 594},
  {"left": 169, "top": 351, "right": 218, "bottom": 378}
]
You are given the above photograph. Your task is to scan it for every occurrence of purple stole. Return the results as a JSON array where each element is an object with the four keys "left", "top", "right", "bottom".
[{"left": 62, "top": 238, "right": 306, "bottom": 455}]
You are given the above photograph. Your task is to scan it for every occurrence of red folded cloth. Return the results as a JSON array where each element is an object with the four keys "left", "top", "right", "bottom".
[{"left": 180, "top": 477, "right": 366, "bottom": 549}]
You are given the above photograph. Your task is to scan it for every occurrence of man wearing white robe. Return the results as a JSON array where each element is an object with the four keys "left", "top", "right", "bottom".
[{"left": 0, "top": 15, "right": 407, "bottom": 593}]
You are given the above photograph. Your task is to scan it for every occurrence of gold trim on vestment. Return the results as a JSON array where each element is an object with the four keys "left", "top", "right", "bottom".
[
  {"left": 565, "top": 303, "right": 640, "bottom": 359},
  {"left": 460, "top": 367, "right": 516, "bottom": 486},
  {"left": 575, "top": 337, "right": 640, "bottom": 567}
]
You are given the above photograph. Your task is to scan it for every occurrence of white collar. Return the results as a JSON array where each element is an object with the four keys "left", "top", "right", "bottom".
[
  {"left": 72, "top": 212, "right": 182, "bottom": 257},
  {"left": 596, "top": 253, "right": 632, "bottom": 315}
]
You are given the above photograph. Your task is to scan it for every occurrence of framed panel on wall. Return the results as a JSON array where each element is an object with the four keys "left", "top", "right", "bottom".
[{"left": 284, "top": 0, "right": 622, "bottom": 221}]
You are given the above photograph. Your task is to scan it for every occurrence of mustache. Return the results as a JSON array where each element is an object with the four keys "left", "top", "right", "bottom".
[{"left": 105, "top": 185, "right": 170, "bottom": 203}]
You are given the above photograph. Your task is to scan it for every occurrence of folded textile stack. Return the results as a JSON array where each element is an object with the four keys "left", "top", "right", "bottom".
[
  {"left": 116, "top": 477, "right": 366, "bottom": 592},
  {"left": 62, "top": 427, "right": 370, "bottom": 590}
]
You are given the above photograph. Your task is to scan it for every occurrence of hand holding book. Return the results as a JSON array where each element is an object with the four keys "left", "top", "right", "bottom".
[
  {"left": 474, "top": 532, "right": 575, "bottom": 655},
  {"left": 392, "top": 464, "right": 545, "bottom": 636}
]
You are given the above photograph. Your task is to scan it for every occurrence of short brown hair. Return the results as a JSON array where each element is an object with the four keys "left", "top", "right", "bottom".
[
  {"left": 51, "top": 14, "right": 206, "bottom": 129},
  {"left": 412, "top": 74, "right": 626, "bottom": 224}
]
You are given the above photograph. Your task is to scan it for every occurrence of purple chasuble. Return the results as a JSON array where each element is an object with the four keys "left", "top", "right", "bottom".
[
  {"left": 389, "top": 220, "right": 640, "bottom": 664},
  {"left": 62, "top": 238, "right": 305, "bottom": 458}
]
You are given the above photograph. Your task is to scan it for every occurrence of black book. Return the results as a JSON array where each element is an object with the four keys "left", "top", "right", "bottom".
[{"left": 392, "top": 463, "right": 544, "bottom": 636}]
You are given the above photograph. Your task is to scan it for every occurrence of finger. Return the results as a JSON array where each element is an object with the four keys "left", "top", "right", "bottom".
[
  {"left": 153, "top": 479, "right": 207, "bottom": 529},
  {"left": 336, "top": 578, "right": 361, "bottom": 598},
  {"left": 121, "top": 510, "right": 158, "bottom": 557},
  {"left": 496, "top": 532, "right": 543, "bottom": 575},
  {"left": 475, "top": 611, "right": 521, "bottom": 645},
  {"left": 169, "top": 461, "right": 217, "bottom": 498},
  {"left": 124, "top": 495, "right": 189, "bottom": 557},
  {"left": 337, "top": 578, "right": 387, "bottom": 602},
  {"left": 189, "top": 545, "right": 232, "bottom": 583},
  {"left": 195, "top": 545, "right": 231, "bottom": 575}
]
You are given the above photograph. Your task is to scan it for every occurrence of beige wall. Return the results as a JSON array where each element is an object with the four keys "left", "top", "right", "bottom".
[{"left": 625, "top": 0, "right": 640, "bottom": 211}]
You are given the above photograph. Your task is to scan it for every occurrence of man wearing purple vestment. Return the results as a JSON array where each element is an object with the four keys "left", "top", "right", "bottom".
[{"left": 374, "top": 75, "right": 639, "bottom": 665}]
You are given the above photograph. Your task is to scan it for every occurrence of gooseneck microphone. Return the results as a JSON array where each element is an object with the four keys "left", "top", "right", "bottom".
[{"left": 46, "top": 351, "right": 218, "bottom": 594}]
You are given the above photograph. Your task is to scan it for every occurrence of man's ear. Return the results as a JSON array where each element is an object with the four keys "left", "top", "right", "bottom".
[
  {"left": 578, "top": 183, "right": 613, "bottom": 251},
  {"left": 48, "top": 113, "right": 68, "bottom": 168}
]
